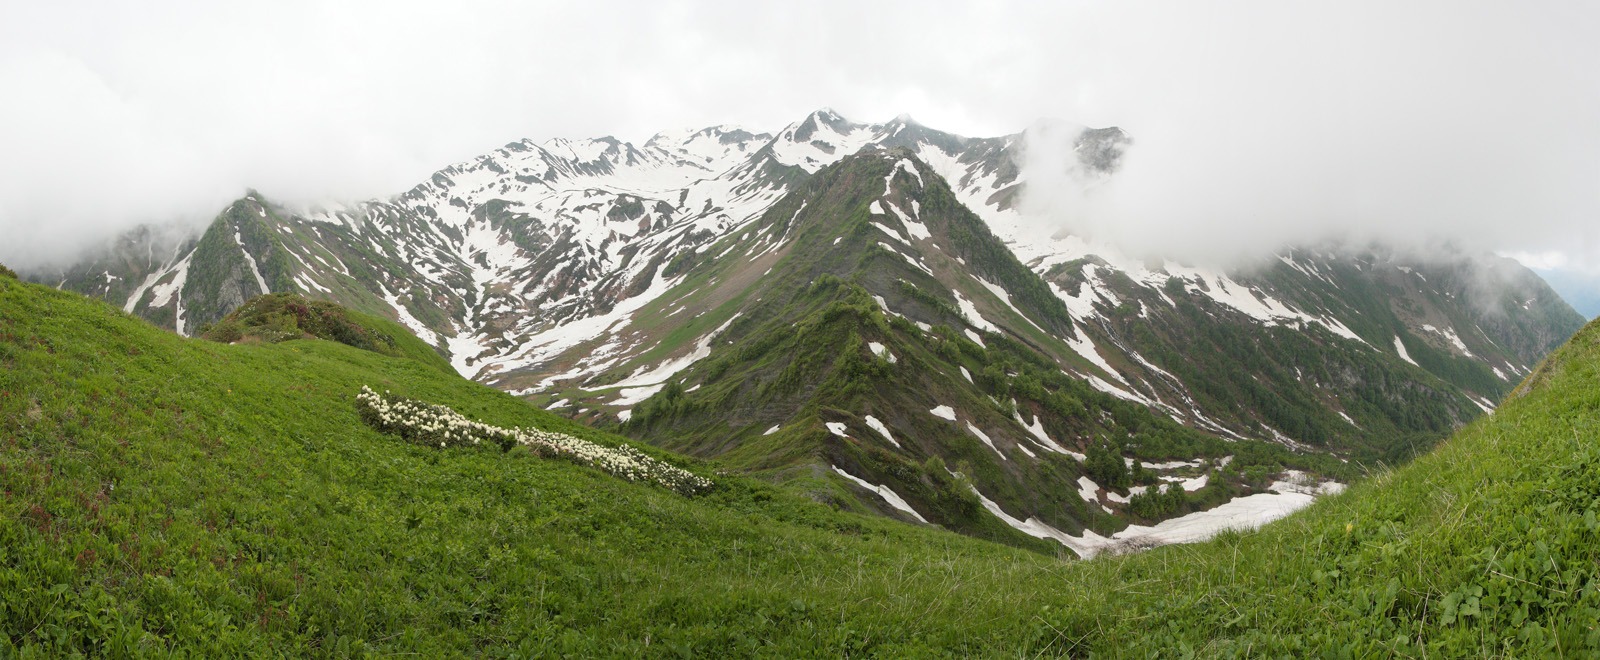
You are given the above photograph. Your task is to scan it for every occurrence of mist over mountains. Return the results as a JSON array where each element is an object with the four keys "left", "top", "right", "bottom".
[
  {"left": 4, "top": 3, "right": 1597, "bottom": 282},
  {"left": 6, "top": 4, "right": 1600, "bottom": 652},
  {"left": 28, "top": 107, "right": 1584, "bottom": 554}
]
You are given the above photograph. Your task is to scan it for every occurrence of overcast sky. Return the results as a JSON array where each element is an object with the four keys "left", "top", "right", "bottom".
[{"left": 2, "top": 1, "right": 1597, "bottom": 283}]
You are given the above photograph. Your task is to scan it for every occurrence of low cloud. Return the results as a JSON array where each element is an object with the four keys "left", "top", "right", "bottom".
[
  {"left": 1, "top": 1, "right": 1595, "bottom": 276},
  {"left": 1019, "top": 2, "right": 1600, "bottom": 267}
]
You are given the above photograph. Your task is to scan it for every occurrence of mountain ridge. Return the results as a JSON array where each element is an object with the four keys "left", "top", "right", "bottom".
[
  {"left": 32, "top": 108, "right": 1585, "bottom": 544},
  {"left": 5, "top": 265, "right": 1600, "bottom": 654}
]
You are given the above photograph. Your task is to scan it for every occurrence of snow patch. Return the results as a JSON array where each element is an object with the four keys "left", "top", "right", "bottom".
[
  {"left": 870, "top": 221, "right": 907, "bottom": 243},
  {"left": 929, "top": 405, "right": 956, "bottom": 421},
  {"left": 611, "top": 384, "right": 665, "bottom": 406},
  {"left": 1014, "top": 411, "right": 1081, "bottom": 459},
  {"left": 1393, "top": 335, "right": 1418, "bottom": 366},
  {"left": 379, "top": 286, "right": 442, "bottom": 347},
  {"left": 1064, "top": 327, "right": 1125, "bottom": 384},
  {"left": 899, "top": 211, "right": 932, "bottom": 241},
  {"left": 977, "top": 278, "right": 1047, "bottom": 335},
  {"left": 611, "top": 313, "right": 740, "bottom": 389},
  {"left": 867, "top": 341, "right": 897, "bottom": 363},
  {"left": 232, "top": 228, "right": 270, "bottom": 295},
  {"left": 863, "top": 415, "right": 900, "bottom": 448},
  {"left": 966, "top": 423, "right": 1005, "bottom": 460},
  {"left": 973, "top": 486, "right": 1109, "bottom": 557},
  {"left": 1422, "top": 324, "right": 1474, "bottom": 357},
  {"left": 952, "top": 289, "right": 1000, "bottom": 333},
  {"left": 1269, "top": 470, "right": 1346, "bottom": 496},
  {"left": 832, "top": 466, "right": 928, "bottom": 523}
]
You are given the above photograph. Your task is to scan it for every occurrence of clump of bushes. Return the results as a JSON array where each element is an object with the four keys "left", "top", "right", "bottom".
[
  {"left": 0, "top": 262, "right": 16, "bottom": 280},
  {"left": 202, "top": 293, "right": 399, "bottom": 356},
  {"left": 357, "top": 386, "right": 714, "bottom": 496},
  {"left": 1126, "top": 482, "right": 1188, "bottom": 520},
  {"left": 1085, "top": 440, "right": 1131, "bottom": 490}
]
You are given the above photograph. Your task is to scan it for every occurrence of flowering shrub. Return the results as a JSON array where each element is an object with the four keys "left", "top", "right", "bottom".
[{"left": 357, "top": 386, "right": 713, "bottom": 496}]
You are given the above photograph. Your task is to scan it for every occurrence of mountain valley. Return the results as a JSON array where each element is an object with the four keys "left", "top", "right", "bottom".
[{"left": 34, "top": 110, "right": 1585, "bottom": 551}]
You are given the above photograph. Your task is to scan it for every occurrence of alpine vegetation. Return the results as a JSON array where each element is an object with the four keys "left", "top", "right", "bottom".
[{"left": 357, "top": 386, "right": 712, "bottom": 495}]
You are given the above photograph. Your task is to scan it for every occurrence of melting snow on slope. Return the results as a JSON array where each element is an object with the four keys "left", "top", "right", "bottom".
[
  {"left": 611, "top": 384, "right": 664, "bottom": 406},
  {"left": 145, "top": 255, "right": 193, "bottom": 335},
  {"left": 1422, "top": 324, "right": 1474, "bottom": 357},
  {"left": 870, "top": 221, "right": 907, "bottom": 243},
  {"left": 1269, "top": 470, "right": 1346, "bottom": 496},
  {"left": 877, "top": 242, "right": 934, "bottom": 276},
  {"left": 379, "top": 286, "right": 441, "bottom": 348},
  {"left": 146, "top": 256, "right": 190, "bottom": 309},
  {"left": 929, "top": 405, "right": 957, "bottom": 421},
  {"left": 863, "top": 415, "right": 900, "bottom": 447},
  {"left": 1064, "top": 328, "right": 1126, "bottom": 384},
  {"left": 611, "top": 314, "right": 741, "bottom": 390},
  {"left": 1092, "top": 487, "right": 1337, "bottom": 558},
  {"left": 508, "top": 272, "right": 686, "bottom": 380},
  {"left": 1393, "top": 336, "right": 1418, "bottom": 366},
  {"left": 975, "top": 468, "right": 1348, "bottom": 558},
  {"left": 974, "top": 486, "right": 1110, "bottom": 557},
  {"left": 232, "top": 228, "right": 271, "bottom": 295},
  {"left": 1046, "top": 271, "right": 1114, "bottom": 322},
  {"left": 1101, "top": 492, "right": 1314, "bottom": 549},
  {"left": 123, "top": 248, "right": 187, "bottom": 313},
  {"left": 1077, "top": 476, "right": 1101, "bottom": 504},
  {"left": 978, "top": 278, "right": 1047, "bottom": 335},
  {"left": 768, "top": 113, "right": 876, "bottom": 173},
  {"left": 1014, "top": 411, "right": 1081, "bottom": 459},
  {"left": 1469, "top": 396, "right": 1496, "bottom": 414},
  {"left": 832, "top": 466, "right": 929, "bottom": 523},
  {"left": 952, "top": 289, "right": 1000, "bottom": 333},
  {"left": 825, "top": 422, "right": 850, "bottom": 438},
  {"left": 867, "top": 341, "right": 897, "bottom": 363},
  {"left": 966, "top": 423, "right": 1006, "bottom": 460},
  {"left": 1139, "top": 459, "right": 1201, "bottom": 470}
]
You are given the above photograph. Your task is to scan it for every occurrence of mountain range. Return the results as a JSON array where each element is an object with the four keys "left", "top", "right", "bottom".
[{"left": 35, "top": 108, "right": 1585, "bottom": 550}]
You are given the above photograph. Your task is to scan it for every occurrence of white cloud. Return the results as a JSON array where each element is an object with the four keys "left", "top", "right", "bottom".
[
  {"left": 0, "top": 1, "right": 1596, "bottom": 276},
  {"left": 1017, "top": 2, "right": 1600, "bottom": 267}
]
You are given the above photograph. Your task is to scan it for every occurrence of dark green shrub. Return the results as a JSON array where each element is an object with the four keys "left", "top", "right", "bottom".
[{"left": 1085, "top": 440, "right": 1130, "bottom": 490}]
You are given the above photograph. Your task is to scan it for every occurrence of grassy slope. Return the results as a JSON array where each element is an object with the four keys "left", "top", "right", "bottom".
[
  {"left": 0, "top": 277, "right": 1070, "bottom": 656},
  {"left": 200, "top": 292, "right": 455, "bottom": 376},
  {"left": 4, "top": 275, "right": 1600, "bottom": 655}
]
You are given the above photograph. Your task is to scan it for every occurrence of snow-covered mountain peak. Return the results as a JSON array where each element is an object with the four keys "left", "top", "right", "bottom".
[
  {"left": 44, "top": 109, "right": 1588, "bottom": 555},
  {"left": 644, "top": 126, "right": 771, "bottom": 174}
]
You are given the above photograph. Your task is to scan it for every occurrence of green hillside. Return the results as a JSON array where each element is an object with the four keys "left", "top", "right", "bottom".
[
  {"left": 3, "top": 271, "right": 1600, "bottom": 655},
  {"left": 198, "top": 292, "right": 454, "bottom": 375},
  {"left": 617, "top": 153, "right": 1342, "bottom": 545}
]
